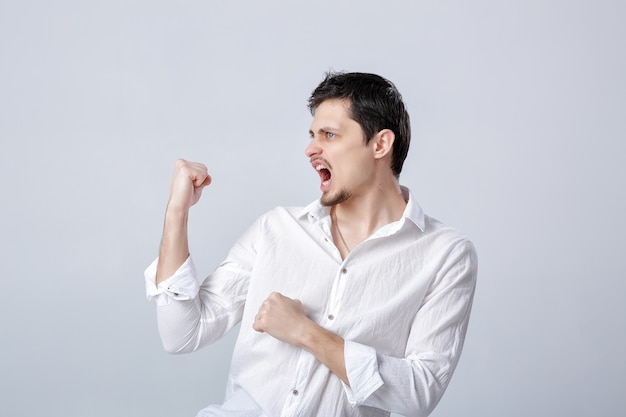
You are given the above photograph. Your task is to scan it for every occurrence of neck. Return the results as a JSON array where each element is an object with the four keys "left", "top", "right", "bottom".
[{"left": 332, "top": 177, "right": 407, "bottom": 251}]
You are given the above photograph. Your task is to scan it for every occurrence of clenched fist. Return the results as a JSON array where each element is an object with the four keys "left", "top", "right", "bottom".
[
  {"left": 253, "top": 292, "right": 311, "bottom": 347},
  {"left": 167, "top": 159, "right": 212, "bottom": 212}
]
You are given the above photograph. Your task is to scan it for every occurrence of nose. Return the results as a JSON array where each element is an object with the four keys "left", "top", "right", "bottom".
[{"left": 305, "top": 136, "right": 321, "bottom": 158}]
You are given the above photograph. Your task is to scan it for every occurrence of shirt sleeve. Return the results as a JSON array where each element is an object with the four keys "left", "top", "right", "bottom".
[
  {"left": 342, "top": 238, "right": 478, "bottom": 416},
  {"left": 341, "top": 341, "right": 384, "bottom": 404},
  {"left": 144, "top": 256, "right": 200, "bottom": 307},
  {"left": 144, "top": 217, "right": 261, "bottom": 354}
]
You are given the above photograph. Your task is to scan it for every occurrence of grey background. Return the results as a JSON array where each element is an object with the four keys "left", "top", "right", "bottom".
[{"left": 1, "top": 1, "right": 624, "bottom": 416}]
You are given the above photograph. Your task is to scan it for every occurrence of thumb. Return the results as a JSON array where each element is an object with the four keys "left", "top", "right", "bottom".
[{"left": 194, "top": 175, "right": 212, "bottom": 188}]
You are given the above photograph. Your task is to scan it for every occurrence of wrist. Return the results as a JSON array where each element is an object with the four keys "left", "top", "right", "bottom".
[
  {"left": 298, "top": 319, "right": 319, "bottom": 351},
  {"left": 299, "top": 320, "right": 341, "bottom": 352},
  {"left": 164, "top": 203, "right": 189, "bottom": 222}
]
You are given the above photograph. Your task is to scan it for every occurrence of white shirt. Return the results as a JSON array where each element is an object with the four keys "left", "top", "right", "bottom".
[{"left": 145, "top": 187, "right": 477, "bottom": 417}]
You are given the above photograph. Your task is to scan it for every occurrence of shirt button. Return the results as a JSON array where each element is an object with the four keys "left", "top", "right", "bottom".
[
  {"left": 341, "top": 268, "right": 347, "bottom": 274},
  {"left": 327, "top": 314, "right": 334, "bottom": 320},
  {"left": 292, "top": 389, "right": 299, "bottom": 396}
]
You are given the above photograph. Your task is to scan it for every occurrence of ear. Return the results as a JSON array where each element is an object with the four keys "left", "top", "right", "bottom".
[{"left": 371, "top": 129, "right": 395, "bottom": 160}]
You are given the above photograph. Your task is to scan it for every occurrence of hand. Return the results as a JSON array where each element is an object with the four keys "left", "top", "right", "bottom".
[
  {"left": 253, "top": 292, "right": 349, "bottom": 384},
  {"left": 167, "top": 159, "right": 212, "bottom": 212},
  {"left": 253, "top": 292, "right": 311, "bottom": 347}
]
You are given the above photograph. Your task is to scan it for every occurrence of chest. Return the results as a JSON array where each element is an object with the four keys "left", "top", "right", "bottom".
[{"left": 246, "top": 226, "right": 440, "bottom": 354}]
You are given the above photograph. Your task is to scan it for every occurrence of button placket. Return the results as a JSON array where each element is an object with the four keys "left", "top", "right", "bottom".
[
  {"left": 325, "top": 264, "right": 349, "bottom": 325},
  {"left": 279, "top": 349, "right": 316, "bottom": 417}
]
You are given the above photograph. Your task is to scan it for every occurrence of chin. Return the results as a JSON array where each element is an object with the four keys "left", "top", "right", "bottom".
[{"left": 320, "top": 188, "right": 351, "bottom": 207}]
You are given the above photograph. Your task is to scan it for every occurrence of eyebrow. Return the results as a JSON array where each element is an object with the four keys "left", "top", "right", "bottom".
[{"left": 309, "top": 126, "right": 339, "bottom": 136}]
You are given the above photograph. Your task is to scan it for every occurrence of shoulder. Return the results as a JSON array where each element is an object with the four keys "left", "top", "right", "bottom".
[
  {"left": 421, "top": 214, "right": 477, "bottom": 260},
  {"left": 257, "top": 205, "right": 307, "bottom": 219},
  {"left": 253, "top": 205, "right": 309, "bottom": 229}
]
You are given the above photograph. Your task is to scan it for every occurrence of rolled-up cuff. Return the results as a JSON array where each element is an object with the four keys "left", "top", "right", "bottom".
[
  {"left": 144, "top": 256, "right": 199, "bottom": 306},
  {"left": 342, "top": 340, "right": 384, "bottom": 405}
]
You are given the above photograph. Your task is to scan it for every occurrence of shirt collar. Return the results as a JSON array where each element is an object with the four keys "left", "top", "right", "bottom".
[{"left": 299, "top": 186, "right": 425, "bottom": 232}]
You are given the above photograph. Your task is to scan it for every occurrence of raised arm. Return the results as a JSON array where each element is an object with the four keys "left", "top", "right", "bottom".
[{"left": 156, "top": 159, "right": 212, "bottom": 285}]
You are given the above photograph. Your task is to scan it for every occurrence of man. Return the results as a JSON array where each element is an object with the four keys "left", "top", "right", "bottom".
[{"left": 145, "top": 72, "right": 477, "bottom": 417}]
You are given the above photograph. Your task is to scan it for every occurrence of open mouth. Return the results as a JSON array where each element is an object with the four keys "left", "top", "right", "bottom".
[{"left": 314, "top": 161, "right": 332, "bottom": 190}]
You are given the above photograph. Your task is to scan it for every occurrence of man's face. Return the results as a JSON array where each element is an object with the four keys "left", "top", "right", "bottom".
[{"left": 306, "top": 99, "right": 375, "bottom": 206}]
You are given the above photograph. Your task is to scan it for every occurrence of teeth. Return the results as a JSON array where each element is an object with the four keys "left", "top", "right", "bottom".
[{"left": 316, "top": 165, "right": 328, "bottom": 171}]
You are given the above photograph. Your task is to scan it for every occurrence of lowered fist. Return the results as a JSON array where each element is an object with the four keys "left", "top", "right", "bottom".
[{"left": 253, "top": 292, "right": 311, "bottom": 347}]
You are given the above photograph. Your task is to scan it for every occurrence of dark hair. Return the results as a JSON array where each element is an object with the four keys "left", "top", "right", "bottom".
[{"left": 308, "top": 71, "right": 411, "bottom": 178}]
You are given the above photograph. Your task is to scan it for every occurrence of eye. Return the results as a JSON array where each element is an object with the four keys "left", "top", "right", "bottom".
[{"left": 326, "top": 132, "right": 336, "bottom": 139}]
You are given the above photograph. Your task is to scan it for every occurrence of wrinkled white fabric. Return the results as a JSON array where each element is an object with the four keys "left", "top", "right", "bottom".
[{"left": 145, "top": 187, "right": 477, "bottom": 417}]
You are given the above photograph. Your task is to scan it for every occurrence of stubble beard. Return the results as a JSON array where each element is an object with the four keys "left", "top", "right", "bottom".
[{"left": 320, "top": 188, "right": 352, "bottom": 207}]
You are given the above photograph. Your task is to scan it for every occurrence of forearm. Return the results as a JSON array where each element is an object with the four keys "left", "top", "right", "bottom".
[
  {"left": 253, "top": 292, "right": 349, "bottom": 384},
  {"left": 300, "top": 321, "right": 348, "bottom": 385},
  {"left": 155, "top": 159, "right": 212, "bottom": 285},
  {"left": 156, "top": 207, "right": 190, "bottom": 285}
]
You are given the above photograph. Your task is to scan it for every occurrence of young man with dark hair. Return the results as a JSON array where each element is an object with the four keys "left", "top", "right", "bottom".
[
  {"left": 145, "top": 71, "right": 477, "bottom": 417},
  {"left": 308, "top": 72, "right": 411, "bottom": 178}
]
